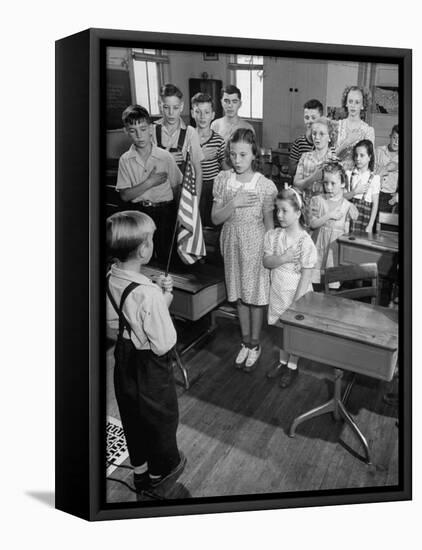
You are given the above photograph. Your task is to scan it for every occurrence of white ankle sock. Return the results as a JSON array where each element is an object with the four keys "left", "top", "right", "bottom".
[{"left": 134, "top": 463, "right": 148, "bottom": 475}]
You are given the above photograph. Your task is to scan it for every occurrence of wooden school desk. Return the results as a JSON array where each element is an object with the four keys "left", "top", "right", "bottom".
[
  {"left": 142, "top": 264, "right": 227, "bottom": 389},
  {"left": 337, "top": 231, "right": 398, "bottom": 279},
  {"left": 279, "top": 292, "right": 398, "bottom": 463},
  {"left": 142, "top": 264, "right": 226, "bottom": 322}
]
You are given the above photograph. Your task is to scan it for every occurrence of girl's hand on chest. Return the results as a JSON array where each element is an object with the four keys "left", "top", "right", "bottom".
[{"left": 233, "top": 189, "right": 259, "bottom": 208}]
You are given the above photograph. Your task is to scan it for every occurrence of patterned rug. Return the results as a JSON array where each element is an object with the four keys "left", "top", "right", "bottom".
[{"left": 106, "top": 416, "right": 129, "bottom": 476}]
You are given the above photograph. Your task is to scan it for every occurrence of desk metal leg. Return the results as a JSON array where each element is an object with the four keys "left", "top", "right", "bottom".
[
  {"left": 342, "top": 373, "right": 356, "bottom": 405},
  {"left": 289, "top": 398, "right": 336, "bottom": 437},
  {"left": 173, "top": 349, "right": 189, "bottom": 390},
  {"left": 179, "top": 325, "right": 216, "bottom": 357},
  {"left": 289, "top": 368, "right": 371, "bottom": 464},
  {"left": 337, "top": 400, "right": 371, "bottom": 464}
]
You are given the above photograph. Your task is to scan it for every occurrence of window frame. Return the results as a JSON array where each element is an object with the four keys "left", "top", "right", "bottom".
[
  {"left": 130, "top": 49, "right": 169, "bottom": 117},
  {"left": 228, "top": 55, "right": 264, "bottom": 121}
]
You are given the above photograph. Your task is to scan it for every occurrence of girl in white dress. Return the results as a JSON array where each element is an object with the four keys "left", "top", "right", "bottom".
[
  {"left": 309, "top": 162, "right": 359, "bottom": 285},
  {"left": 212, "top": 129, "right": 277, "bottom": 372},
  {"left": 263, "top": 188, "right": 317, "bottom": 388}
]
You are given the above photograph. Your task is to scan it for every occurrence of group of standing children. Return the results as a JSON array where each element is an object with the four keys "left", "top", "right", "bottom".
[
  {"left": 105, "top": 82, "right": 260, "bottom": 495},
  {"left": 105, "top": 80, "right": 399, "bottom": 495}
]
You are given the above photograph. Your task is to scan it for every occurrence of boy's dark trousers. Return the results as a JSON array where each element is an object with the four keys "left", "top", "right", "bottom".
[
  {"left": 379, "top": 191, "right": 396, "bottom": 213},
  {"left": 114, "top": 338, "right": 180, "bottom": 476},
  {"left": 137, "top": 202, "right": 176, "bottom": 267}
]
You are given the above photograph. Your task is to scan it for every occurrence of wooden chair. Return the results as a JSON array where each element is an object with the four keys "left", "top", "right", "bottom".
[
  {"left": 321, "top": 262, "right": 378, "bottom": 305},
  {"left": 378, "top": 211, "right": 399, "bottom": 232}
]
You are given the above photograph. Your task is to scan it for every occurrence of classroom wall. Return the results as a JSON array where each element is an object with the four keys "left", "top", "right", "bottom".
[
  {"left": 105, "top": 48, "right": 399, "bottom": 158},
  {"left": 325, "top": 61, "right": 359, "bottom": 110}
]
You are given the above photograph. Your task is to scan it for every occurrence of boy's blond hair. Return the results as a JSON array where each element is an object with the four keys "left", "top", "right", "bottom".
[{"left": 107, "top": 211, "right": 156, "bottom": 261}]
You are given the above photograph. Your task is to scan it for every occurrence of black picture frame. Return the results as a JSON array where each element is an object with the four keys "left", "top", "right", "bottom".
[{"left": 55, "top": 28, "right": 412, "bottom": 521}]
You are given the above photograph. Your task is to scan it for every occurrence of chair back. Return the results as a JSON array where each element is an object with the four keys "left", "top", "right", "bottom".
[
  {"left": 321, "top": 262, "right": 378, "bottom": 305},
  {"left": 379, "top": 212, "right": 399, "bottom": 232}
]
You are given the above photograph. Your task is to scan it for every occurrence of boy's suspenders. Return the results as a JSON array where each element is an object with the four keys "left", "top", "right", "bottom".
[
  {"left": 155, "top": 124, "right": 187, "bottom": 172},
  {"left": 106, "top": 275, "right": 139, "bottom": 339}
]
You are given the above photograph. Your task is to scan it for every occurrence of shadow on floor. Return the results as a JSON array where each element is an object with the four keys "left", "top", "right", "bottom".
[{"left": 25, "top": 491, "right": 55, "bottom": 508}]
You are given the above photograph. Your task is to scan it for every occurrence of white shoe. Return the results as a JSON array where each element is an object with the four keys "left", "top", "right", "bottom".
[
  {"left": 234, "top": 344, "right": 249, "bottom": 367},
  {"left": 244, "top": 345, "right": 261, "bottom": 371}
]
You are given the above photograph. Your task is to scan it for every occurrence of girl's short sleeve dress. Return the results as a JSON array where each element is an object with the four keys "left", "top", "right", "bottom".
[
  {"left": 309, "top": 195, "right": 356, "bottom": 283},
  {"left": 264, "top": 228, "right": 317, "bottom": 325},
  {"left": 213, "top": 170, "right": 277, "bottom": 305}
]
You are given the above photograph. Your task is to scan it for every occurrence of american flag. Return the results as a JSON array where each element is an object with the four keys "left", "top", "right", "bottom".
[{"left": 177, "top": 154, "right": 206, "bottom": 264}]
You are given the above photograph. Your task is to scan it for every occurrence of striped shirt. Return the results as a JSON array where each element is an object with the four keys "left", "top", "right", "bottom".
[
  {"left": 200, "top": 130, "right": 226, "bottom": 182},
  {"left": 289, "top": 134, "right": 314, "bottom": 164}
]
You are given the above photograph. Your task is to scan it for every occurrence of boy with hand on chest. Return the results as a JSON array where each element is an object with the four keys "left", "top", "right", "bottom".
[
  {"left": 106, "top": 211, "right": 186, "bottom": 493},
  {"left": 153, "top": 83, "right": 204, "bottom": 198},
  {"left": 116, "top": 105, "right": 182, "bottom": 266},
  {"left": 288, "top": 99, "right": 324, "bottom": 177},
  {"left": 191, "top": 92, "right": 225, "bottom": 227}
]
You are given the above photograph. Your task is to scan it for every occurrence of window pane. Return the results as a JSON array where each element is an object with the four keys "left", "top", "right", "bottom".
[
  {"left": 133, "top": 60, "right": 160, "bottom": 116},
  {"left": 236, "top": 55, "right": 263, "bottom": 65},
  {"left": 235, "top": 70, "right": 263, "bottom": 119},
  {"left": 236, "top": 70, "right": 251, "bottom": 118},
  {"left": 132, "top": 48, "right": 157, "bottom": 55},
  {"left": 251, "top": 70, "right": 263, "bottom": 119},
  {"left": 133, "top": 60, "right": 149, "bottom": 111},
  {"left": 147, "top": 62, "right": 160, "bottom": 116}
]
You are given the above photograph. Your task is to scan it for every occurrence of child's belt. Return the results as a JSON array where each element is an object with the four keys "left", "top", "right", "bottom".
[{"left": 137, "top": 199, "right": 174, "bottom": 208}]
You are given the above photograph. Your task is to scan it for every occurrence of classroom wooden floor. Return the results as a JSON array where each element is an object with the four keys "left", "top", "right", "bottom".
[{"left": 106, "top": 317, "right": 399, "bottom": 503}]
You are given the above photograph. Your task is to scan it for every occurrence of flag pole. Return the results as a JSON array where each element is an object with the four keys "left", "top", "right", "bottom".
[{"left": 164, "top": 152, "right": 190, "bottom": 277}]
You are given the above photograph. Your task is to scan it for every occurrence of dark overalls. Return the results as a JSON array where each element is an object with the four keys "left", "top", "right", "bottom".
[
  {"left": 106, "top": 277, "right": 180, "bottom": 476},
  {"left": 155, "top": 124, "right": 187, "bottom": 173}
]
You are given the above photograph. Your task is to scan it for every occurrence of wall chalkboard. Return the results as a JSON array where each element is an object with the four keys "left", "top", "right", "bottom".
[{"left": 106, "top": 69, "right": 132, "bottom": 130}]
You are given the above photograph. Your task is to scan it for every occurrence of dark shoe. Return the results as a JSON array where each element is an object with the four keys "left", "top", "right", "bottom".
[
  {"left": 133, "top": 471, "right": 151, "bottom": 492},
  {"left": 150, "top": 452, "right": 187, "bottom": 489},
  {"left": 266, "top": 361, "right": 286, "bottom": 379},
  {"left": 279, "top": 365, "right": 298, "bottom": 389},
  {"left": 383, "top": 392, "right": 399, "bottom": 407}
]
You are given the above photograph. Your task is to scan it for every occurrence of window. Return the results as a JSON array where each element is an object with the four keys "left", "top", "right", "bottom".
[
  {"left": 231, "top": 55, "right": 264, "bottom": 119},
  {"left": 131, "top": 49, "right": 168, "bottom": 116}
]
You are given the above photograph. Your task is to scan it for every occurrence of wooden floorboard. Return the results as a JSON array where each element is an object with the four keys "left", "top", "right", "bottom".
[{"left": 105, "top": 318, "right": 399, "bottom": 502}]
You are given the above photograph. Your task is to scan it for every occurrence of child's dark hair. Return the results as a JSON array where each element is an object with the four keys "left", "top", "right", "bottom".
[
  {"left": 221, "top": 84, "right": 241, "bottom": 100},
  {"left": 276, "top": 187, "right": 306, "bottom": 228},
  {"left": 122, "top": 105, "right": 152, "bottom": 126},
  {"left": 322, "top": 161, "right": 348, "bottom": 187},
  {"left": 160, "top": 83, "right": 183, "bottom": 100},
  {"left": 391, "top": 124, "right": 399, "bottom": 135},
  {"left": 106, "top": 211, "right": 156, "bottom": 262},
  {"left": 353, "top": 139, "right": 375, "bottom": 171},
  {"left": 341, "top": 86, "right": 371, "bottom": 116},
  {"left": 227, "top": 128, "right": 258, "bottom": 171},
  {"left": 191, "top": 92, "right": 214, "bottom": 109},
  {"left": 303, "top": 98, "right": 323, "bottom": 115}
]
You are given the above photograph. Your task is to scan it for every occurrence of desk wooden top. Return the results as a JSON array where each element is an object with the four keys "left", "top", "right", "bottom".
[
  {"left": 337, "top": 231, "right": 398, "bottom": 253},
  {"left": 142, "top": 264, "right": 225, "bottom": 295},
  {"left": 280, "top": 292, "right": 398, "bottom": 351}
]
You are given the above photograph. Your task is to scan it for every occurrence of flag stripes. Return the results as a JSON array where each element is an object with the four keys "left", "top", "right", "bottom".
[{"left": 176, "top": 155, "right": 206, "bottom": 265}]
